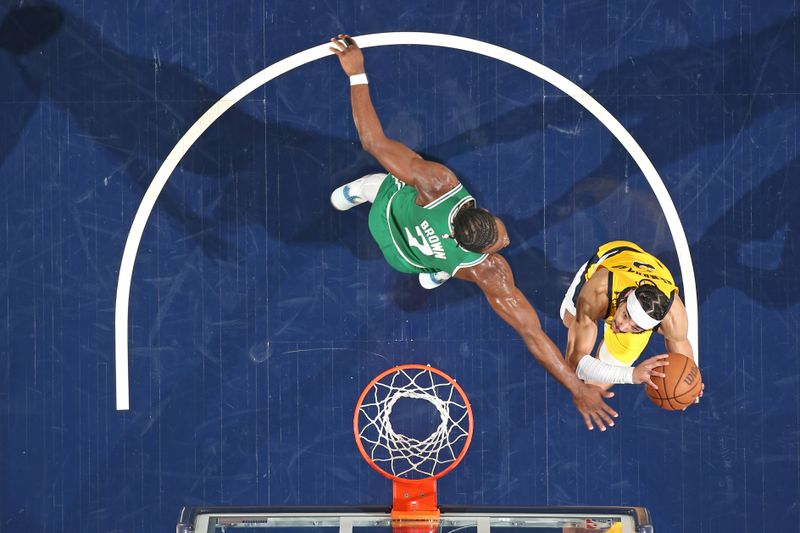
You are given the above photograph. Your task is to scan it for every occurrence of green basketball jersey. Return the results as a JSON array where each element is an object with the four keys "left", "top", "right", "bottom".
[{"left": 367, "top": 174, "right": 489, "bottom": 275}]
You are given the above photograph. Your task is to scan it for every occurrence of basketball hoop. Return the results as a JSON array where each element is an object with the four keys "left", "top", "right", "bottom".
[{"left": 353, "top": 364, "right": 474, "bottom": 531}]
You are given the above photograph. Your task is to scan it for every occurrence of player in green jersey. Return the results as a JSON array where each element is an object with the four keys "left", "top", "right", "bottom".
[{"left": 328, "top": 34, "right": 617, "bottom": 431}]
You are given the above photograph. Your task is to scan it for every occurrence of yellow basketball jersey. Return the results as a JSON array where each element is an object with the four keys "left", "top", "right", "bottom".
[{"left": 583, "top": 240, "right": 677, "bottom": 321}]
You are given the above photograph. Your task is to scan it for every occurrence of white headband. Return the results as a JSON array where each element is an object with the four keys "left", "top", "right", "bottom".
[{"left": 626, "top": 290, "right": 661, "bottom": 330}]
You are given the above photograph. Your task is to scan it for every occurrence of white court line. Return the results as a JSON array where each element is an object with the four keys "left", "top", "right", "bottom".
[{"left": 114, "top": 32, "right": 698, "bottom": 410}]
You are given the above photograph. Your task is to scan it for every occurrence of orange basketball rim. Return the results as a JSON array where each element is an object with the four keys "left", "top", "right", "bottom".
[{"left": 353, "top": 364, "right": 474, "bottom": 528}]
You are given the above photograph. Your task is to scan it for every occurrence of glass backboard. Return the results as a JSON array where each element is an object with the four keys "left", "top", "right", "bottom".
[{"left": 176, "top": 505, "right": 653, "bottom": 533}]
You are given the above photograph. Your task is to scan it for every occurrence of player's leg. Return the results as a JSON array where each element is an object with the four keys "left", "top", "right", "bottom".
[{"left": 330, "top": 173, "right": 387, "bottom": 210}]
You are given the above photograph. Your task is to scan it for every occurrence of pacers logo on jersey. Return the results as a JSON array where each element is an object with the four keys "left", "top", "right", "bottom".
[
  {"left": 405, "top": 220, "right": 447, "bottom": 260},
  {"left": 611, "top": 264, "right": 674, "bottom": 287},
  {"left": 633, "top": 261, "right": 655, "bottom": 271}
]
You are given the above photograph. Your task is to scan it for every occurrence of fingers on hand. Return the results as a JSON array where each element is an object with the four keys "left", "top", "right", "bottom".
[
  {"left": 581, "top": 392, "right": 618, "bottom": 431},
  {"left": 592, "top": 414, "right": 606, "bottom": 431},
  {"left": 331, "top": 34, "right": 355, "bottom": 52},
  {"left": 594, "top": 411, "right": 614, "bottom": 431},
  {"left": 591, "top": 401, "right": 618, "bottom": 431},
  {"left": 692, "top": 386, "right": 704, "bottom": 405},
  {"left": 329, "top": 36, "right": 350, "bottom": 54},
  {"left": 329, "top": 38, "right": 344, "bottom": 54}
]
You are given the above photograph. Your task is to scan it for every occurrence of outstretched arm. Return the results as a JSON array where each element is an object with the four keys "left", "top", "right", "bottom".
[
  {"left": 329, "top": 35, "right": 457, "bottom": 198},
  {"left": 456, "top": 255, "right": 618, "bottom": 431}
]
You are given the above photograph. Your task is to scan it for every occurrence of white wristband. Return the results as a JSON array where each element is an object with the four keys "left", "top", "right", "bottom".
[
  {"left": 575, "top": 355, "right": 634, "bottom": 384},
  {"left": 349, "top": 73, "right": 368, "bottom": 86}
]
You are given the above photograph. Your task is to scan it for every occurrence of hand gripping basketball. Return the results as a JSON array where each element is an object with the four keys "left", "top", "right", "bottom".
[
  {"left": 644, "top": 352, "right": 703, "bottom": 411},
  {"left": 633, "top": 354, "right": 670, "bottom": 390}
]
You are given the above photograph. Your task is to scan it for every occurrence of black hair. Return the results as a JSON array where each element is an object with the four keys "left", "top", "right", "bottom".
[
  {"left": 617, "top": 282, "right": 671, "bottom": 322},
  {"left": 452, "top": 207, "right": 498, "bottom": 253}
]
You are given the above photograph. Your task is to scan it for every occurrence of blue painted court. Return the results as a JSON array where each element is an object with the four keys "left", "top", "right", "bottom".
[{"left": 1, "top": 1, "right": 798, "bottom": 532}]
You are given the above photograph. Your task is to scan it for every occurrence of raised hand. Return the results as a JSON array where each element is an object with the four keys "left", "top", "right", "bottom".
[
  {"left": 572, "top": 383, "right": 618, "bottom": 431},
  {"left": 633, "top": 354, "right": 670, "bottom": 389},
  {"left": 329, "top": 34, "right": 365, "bottom": 76}
]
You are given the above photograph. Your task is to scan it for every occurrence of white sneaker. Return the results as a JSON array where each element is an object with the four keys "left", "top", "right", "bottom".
[
  {"left": 330, "top": 181, "right": 367, "bottom": 211},
  {"left": 419, "top": 271, "right": 451, "bottom": 289}
]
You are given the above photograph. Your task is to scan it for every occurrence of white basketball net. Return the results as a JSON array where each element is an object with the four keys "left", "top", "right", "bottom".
[{"left": 356, "top": 367, "right": 471, "bottom": 480}]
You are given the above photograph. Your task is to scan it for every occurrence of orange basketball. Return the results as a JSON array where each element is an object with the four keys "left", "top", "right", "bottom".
[{"left": 645, "top": 352, "right": 702, "bottom": 411}]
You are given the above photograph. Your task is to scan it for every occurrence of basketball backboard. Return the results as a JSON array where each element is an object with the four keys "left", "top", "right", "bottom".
[{"left": 176, "top": 505, "right": 653, "bottom": 532}]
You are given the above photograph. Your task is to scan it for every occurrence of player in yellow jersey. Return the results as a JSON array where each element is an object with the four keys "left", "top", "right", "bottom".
[{"left": 560, "top": 241, "right": 701, "bottom": 403}]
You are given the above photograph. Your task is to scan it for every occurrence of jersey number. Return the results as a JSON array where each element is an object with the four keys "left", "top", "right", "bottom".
[{"left": 405, "top": 226, "right": 434, "bottom": 256}]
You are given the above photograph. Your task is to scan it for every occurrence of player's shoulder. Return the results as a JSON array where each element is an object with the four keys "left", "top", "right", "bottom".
[
  {"left": 661, "top": 293, "right": 688, "bottom": 326},
  {"left": 576, "top": 268, "right": 610, "bottom": 316},
  {"left": 455, "top": 253, "right": 510, "bottom": 284},
  {"left": 582, "top": 266, "right": 610, "bottom": 294},
  {"left": 411, "top": 159, "right": 460, "bottom": 201}
]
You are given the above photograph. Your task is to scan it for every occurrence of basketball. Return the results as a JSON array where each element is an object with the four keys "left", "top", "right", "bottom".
[{"left": 645, "top": 352, "right": 702, "bottom": 411}]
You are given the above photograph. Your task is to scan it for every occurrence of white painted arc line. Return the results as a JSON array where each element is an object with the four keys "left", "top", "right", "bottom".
[
  {"left": 114, "top": 44, "right": 333, "bottom": 410},
  {"left": 115, "top": 32, "right": 698, "bottom": 411}
]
